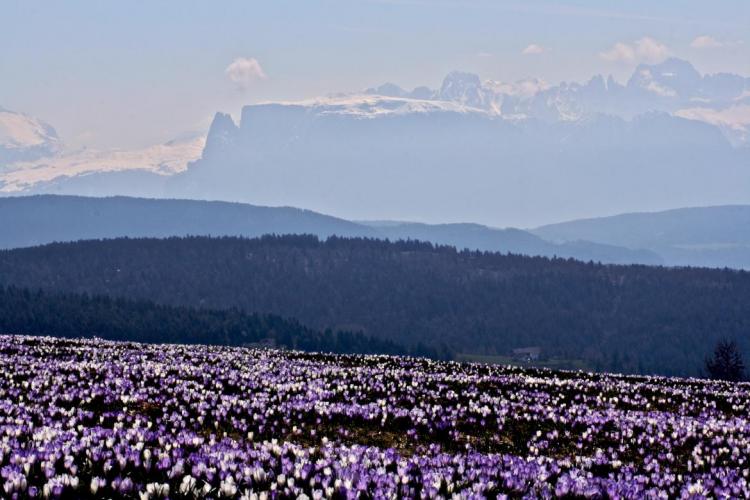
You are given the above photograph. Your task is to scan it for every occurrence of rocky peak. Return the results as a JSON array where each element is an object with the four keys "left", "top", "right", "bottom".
[
  {"left": 202, "top": 112, "right": 239, "bottom": 159},
  {"left": 627, "top": 58, "right": 702, "bottom": 98},
  {"left": 365, "top": 83, "right": 407, "bottom": 98},
  {"left": 437, "top": 71, "right": 492, "bottom": 109}
]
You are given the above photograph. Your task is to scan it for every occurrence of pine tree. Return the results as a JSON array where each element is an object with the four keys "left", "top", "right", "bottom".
[{"left": 705, "top": 339, "right": 746, "bottom": 382}]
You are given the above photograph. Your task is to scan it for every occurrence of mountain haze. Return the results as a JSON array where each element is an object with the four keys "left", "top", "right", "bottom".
[
  {"left": 172, "top": 85, "right": 749, "bottom": 227},
  {"left": 0, "top": 195, "right": 372, "bottom": 249},
  {"left": 363, "top": 221, "right": 660, "bottom": 265},
  {"left": 3, "top": 59, "right": 750, "bottom": 227},
  {"left": 534, "top": 205, "right": 750, "bottom": 269},
  {"left": 0, "top": 195, "right": 661, "bottom": 265}
]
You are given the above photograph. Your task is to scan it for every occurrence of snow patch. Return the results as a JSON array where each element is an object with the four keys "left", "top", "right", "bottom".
[
  {"left": 260, "top": 95, "right": 491, "bottom": 118},
  {"left": 0, "top": 136, "right": 205, "bottom": 193},
  {"left": 676, "top": 104, "right": 750, "bottom": 145}
]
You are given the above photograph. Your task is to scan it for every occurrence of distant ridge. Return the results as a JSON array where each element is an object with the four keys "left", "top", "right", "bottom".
[
  {"left": 0, "top": 195, "right": 373, "bottom": 249},
  {"left": 0, "top": 195, "right": 661, "bottom": 265},
  {"left": 363, "top": 221, "right": 661, "bottom": 265},
  {"left": 6, "top": 195, "right": 750, "bottom": 268},
  {"left": 533, "top": 205, "right": 750, "bottom": 269}
]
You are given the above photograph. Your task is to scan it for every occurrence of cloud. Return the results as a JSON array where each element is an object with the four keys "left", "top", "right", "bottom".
[
  {"left": 600, "top": 37, "right": 669, "bottom": 63},
  {"left": 521, "top": 44, "right": 545, "bottom": 55},
  {"left": 690, "top": 35, "right": 723, "bottom": 49},
  {"left": 600, "top": 42, "right": 634, "bottom": 63},
  {"left": 225, "top": 57, "right": 267, "bottom": 90},
  {"left": 634, "top": 37, "right": 670, "bottom": 62},
  {"left": 690, "top": 35, "right": 744, "bottom": 49}
]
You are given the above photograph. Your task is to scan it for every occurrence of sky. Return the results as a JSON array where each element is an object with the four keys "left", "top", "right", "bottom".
[{"left": 2, "top": 0, "right": 749, "bottom": 150}]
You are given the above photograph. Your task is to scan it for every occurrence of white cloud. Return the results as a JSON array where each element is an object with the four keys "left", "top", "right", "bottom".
[
  {"left": 600, "top": 42, "right": 635, "bottom": 63},
  {"left": 634, "top": 37, "right": 670, "bottom": 62},
  {"left": 521, "top": 44, "right": 545, "bottom": 55},
  {"left": 690, "top": 35, "right": 744, "bottom": 49},
  {"left": 600, "top": 37, "right": 669, "bottom": 63},
  {"left": 225, "top": 57, "right": 267, "bottom": 90},
  {"left": 690, "top": 35, "right": 723, "bottom": 49}
]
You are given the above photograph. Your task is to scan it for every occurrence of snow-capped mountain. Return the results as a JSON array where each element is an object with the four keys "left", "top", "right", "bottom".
[
  {"left": 435, "top": 71, "right": 499, "bottom": 111},
  {"left": 168, "top": 58, "right": 750, "bottom": 227},
  {"left": 0, "top": 105, "right": 204, "bottom": 194},
  {"left": 0, "top": 107, "right": 61, "bottom": 164},
  {"left": 3, "top": 58, "right": 750, "bottom": 227},
  {"left": 1, "top": 136, "right": 204, "bottom": 194},
  {"left": 362, "top": 58, "right": 750, "bottom": 140}
]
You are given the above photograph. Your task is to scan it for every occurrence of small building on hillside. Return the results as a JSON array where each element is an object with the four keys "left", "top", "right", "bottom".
[{"left": 511, "top": 347, "right": 542, "bottom": 362}]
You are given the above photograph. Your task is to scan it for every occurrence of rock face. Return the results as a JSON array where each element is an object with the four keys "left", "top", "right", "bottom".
[
  {"left": 437, "top": 71, "right": 497, "bottom": 110},
  {"left": 170, "top": 60, "right": 750, "bottom": 226},
  {"left": 202, "top": 112, "right": 239, "bottom": 159}
]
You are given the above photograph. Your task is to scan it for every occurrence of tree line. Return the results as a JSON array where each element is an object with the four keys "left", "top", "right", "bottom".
[
  {"left": 0, "top": 285, "right": 436, "bottom": 357},
  {"left": 0, "top": 235, "right": 748, "bottom": 376}
]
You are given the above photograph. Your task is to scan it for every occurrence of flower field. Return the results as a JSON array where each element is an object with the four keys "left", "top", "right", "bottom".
[{"left": 1, "top": 335, "right": 749, "bottom": 498}]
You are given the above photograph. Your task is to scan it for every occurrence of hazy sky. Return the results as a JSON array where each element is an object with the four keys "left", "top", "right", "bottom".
[{"left": 2, "top": 0, "right": 749, "bottom": 150}]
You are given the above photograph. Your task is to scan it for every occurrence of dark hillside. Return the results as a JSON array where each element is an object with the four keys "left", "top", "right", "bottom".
[
  {"left": 0, "top": 285, "right": 413, "bottom": 356},
  {"left": 1, "top": 235, "right": 748, "bottom": 375}
]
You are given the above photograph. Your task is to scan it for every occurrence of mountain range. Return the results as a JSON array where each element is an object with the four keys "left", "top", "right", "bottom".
[
  {"left": 368, "top": 58, "right": 750, "bottom": 141},
  {"left": 0, "top": 195, "right": 660, "bottom": 265},
  {"left": 534, "top": 205, "right": 750, "bottom": 269},
  {"left": 2, "top": 58, "right": 750, "bottom": 228},
  {"left": 2, "top": 194, "right": 750, "bottom": 269}
]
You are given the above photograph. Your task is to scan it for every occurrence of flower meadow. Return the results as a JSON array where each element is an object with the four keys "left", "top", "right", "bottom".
[{"left": 1, "top": 336, "right": 750, "bottom": 499}]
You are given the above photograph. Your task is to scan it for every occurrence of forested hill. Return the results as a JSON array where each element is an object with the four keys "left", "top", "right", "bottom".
[
  {"left": 1, "top": 235, "right": 749, "bottom": 376},
  {"left": 0, "top": 285, "right": 414, "bottom": 356}
]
